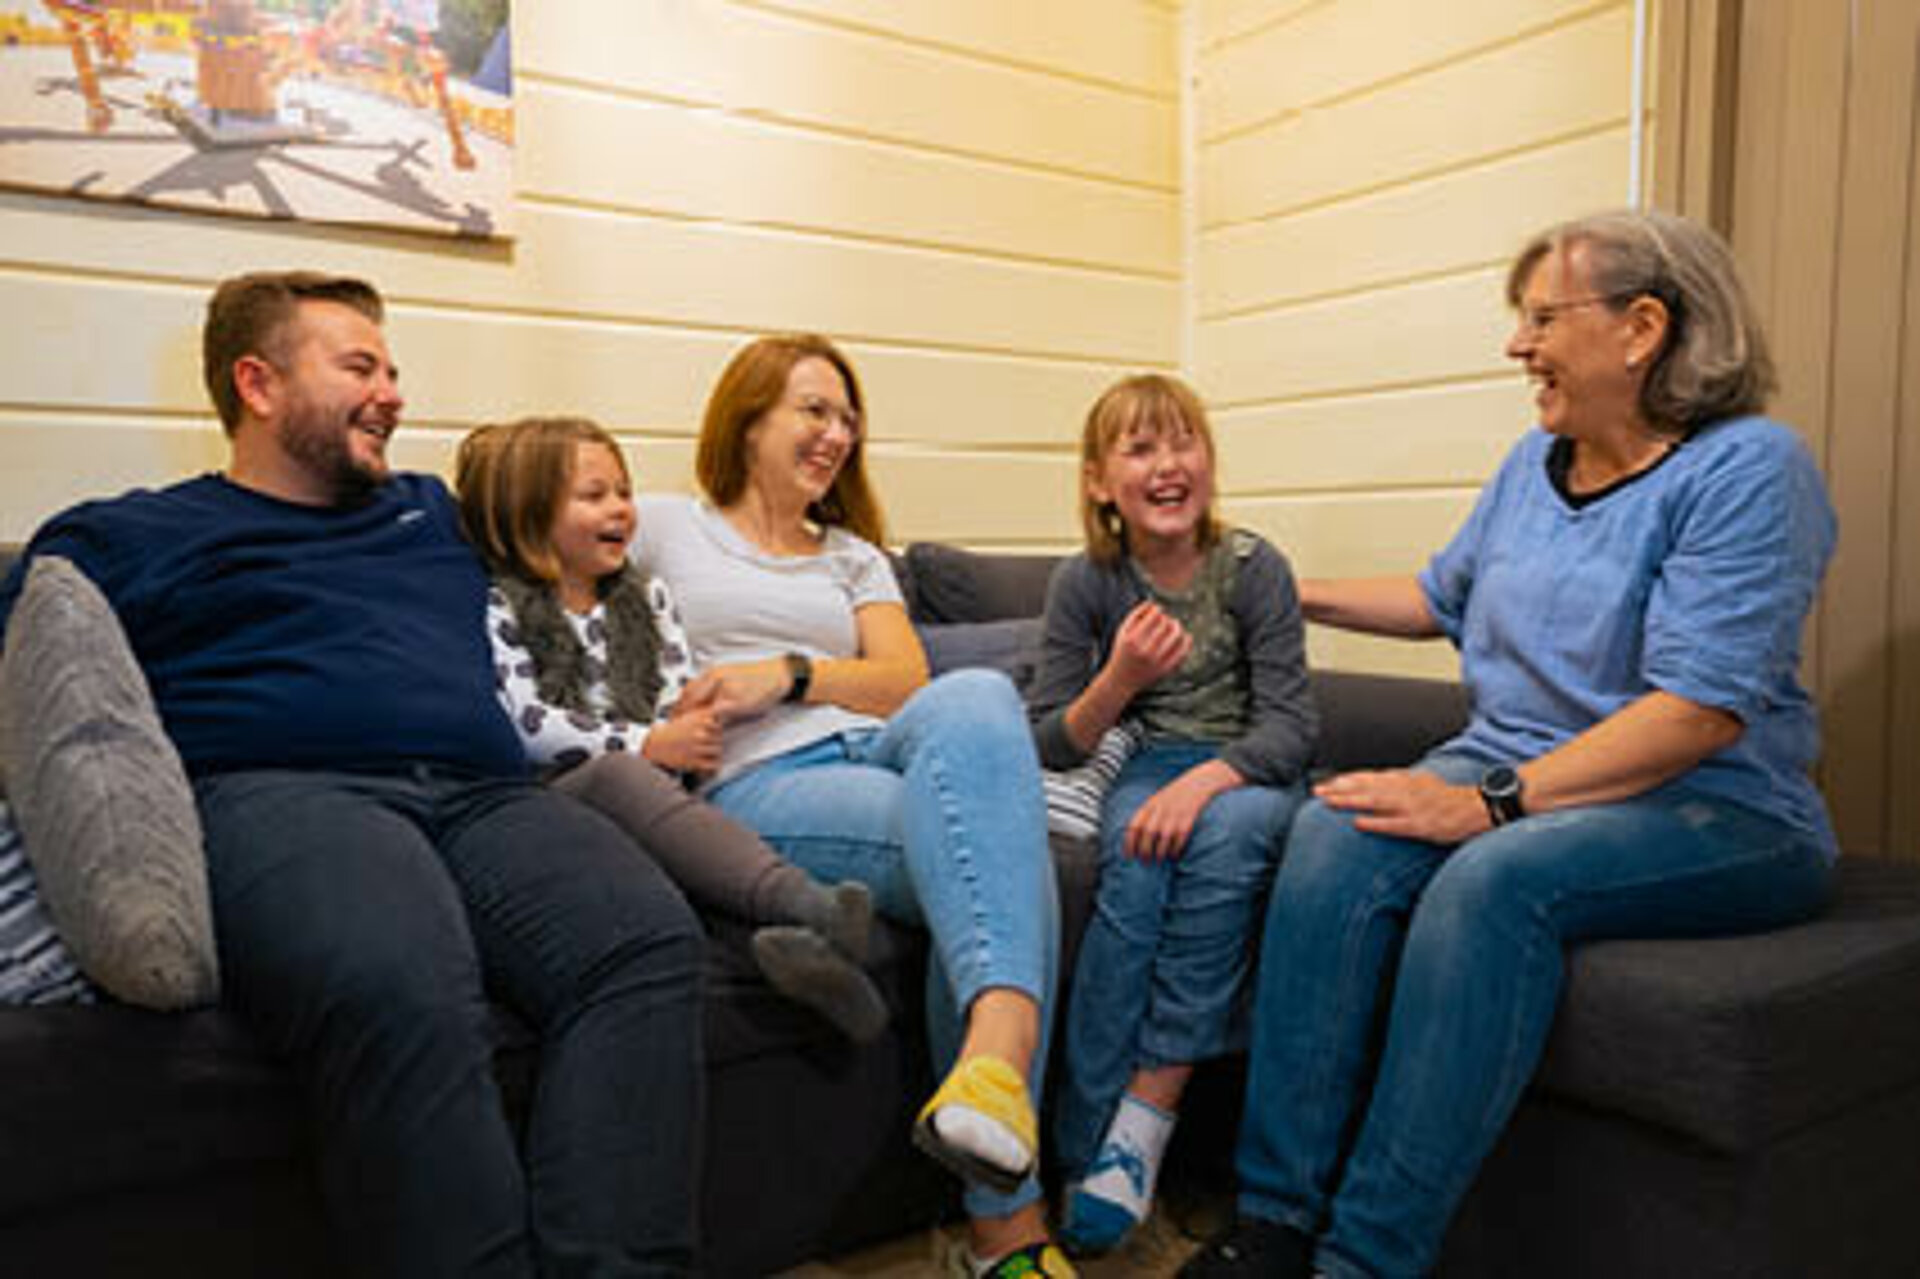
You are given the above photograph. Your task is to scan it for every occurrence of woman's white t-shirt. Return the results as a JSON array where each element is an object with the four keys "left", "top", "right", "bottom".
[{"left": 633, "top": 495, "right": 903, "bottom": 786}]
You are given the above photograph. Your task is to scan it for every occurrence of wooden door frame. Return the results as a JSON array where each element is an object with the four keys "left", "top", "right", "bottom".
[
  {"left": 1649, "top": 0, "right": 1742, "bottom": 230},
  {"left": 1648, "top": 0, "right": 1920, "bottom": 858}
]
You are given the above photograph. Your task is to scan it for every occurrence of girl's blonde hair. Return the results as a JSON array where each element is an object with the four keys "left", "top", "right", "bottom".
[
  {"left": 456, "top": 416, "right": 629, "bottom": 584},
  {"left": 1078, "top": 374, "right": 1224, "bottom": 564}
]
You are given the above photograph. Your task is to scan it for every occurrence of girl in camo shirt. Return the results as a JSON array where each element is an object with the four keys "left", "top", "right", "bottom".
[{"left": 1027, "top": 376, "right": 1317, "bottom": 1253}]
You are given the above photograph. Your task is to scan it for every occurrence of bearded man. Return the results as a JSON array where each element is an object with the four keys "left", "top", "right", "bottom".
[{"left": 0, "top": 272, "right": 705, "bottom": 1278}]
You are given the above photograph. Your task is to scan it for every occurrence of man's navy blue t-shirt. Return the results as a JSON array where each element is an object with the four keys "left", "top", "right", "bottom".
[{"left": 0, "top": 472, "right": 526, "bottom": 778}]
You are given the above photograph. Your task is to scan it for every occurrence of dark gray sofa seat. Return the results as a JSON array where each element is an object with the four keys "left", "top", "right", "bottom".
[
  {"left": 1446, "top": 853, "right": 1920, "bottom": 1278},
  {"left": 0, "top": 908, "right": 951, "bottom": 1277}
]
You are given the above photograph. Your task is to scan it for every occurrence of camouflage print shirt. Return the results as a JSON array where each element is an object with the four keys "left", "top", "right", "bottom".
[{"left": 1028, "top": 529, "right": 1318, "bottom": 788}]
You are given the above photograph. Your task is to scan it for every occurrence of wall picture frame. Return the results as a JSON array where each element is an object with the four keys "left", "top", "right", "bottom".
[{"left": 0, "top": 0, "right": 514, "bottom": 239}]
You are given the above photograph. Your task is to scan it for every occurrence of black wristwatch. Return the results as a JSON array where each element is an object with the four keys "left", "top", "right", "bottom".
[
  {"left": 781, "top": 652, "right": 813, "bottom": 704},
  {"left": 1479, "top": 764, "right": 1526, "bottom": 826}
]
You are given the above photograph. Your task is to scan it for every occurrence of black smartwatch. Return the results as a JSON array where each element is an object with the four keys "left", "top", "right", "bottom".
[
  {"left": 1479, "top": 764, "right": 1526, "bottom": 826},
  {"left": 781, "top": 652, "right": 813, "bottom": 704}
]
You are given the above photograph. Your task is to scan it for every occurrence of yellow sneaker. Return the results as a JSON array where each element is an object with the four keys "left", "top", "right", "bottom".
[
  {"left": 947, "top": 1240, "right": 1079, "bottom": 1278},
  {"left": 913, "top": 1053, "right": 1037, "bottom": 1194}
]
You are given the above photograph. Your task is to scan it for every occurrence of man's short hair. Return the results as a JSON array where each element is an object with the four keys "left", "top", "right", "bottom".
[{"left": 202, "top": 272, "right": 385, "bottom": 434}]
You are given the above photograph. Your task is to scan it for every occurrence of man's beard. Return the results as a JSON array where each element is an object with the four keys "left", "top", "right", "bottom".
[{"left": 280, "top": 396, "right": 389, "bottom": 503}]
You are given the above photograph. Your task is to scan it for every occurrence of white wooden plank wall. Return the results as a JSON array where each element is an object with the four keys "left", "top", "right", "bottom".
[
  {"left": 0, "top": 0, "right": 1182, "bottom": 549},
  {"left": 1190, "top": 0, "right": 1640, "bottom": 675}
]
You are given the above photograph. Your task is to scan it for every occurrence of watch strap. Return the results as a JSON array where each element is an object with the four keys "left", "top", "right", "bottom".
[{"left": 782, "top": 652, "right": 813, "bottom": 704}]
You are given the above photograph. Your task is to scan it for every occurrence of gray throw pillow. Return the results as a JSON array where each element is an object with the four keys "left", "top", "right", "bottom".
[
  {"left": 901, "top": 543, "right": 1059, "bottom": 624},
  {"left": 0, "top": 556, "right": 218, "bottom": 1009},
  {"left": 917, "top": 617, "right": 1043, "bottom": 691}
]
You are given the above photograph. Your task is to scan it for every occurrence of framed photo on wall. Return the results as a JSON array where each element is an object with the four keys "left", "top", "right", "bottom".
[{"left": 0, "top": 0, "right": 514, "bottom": 239}]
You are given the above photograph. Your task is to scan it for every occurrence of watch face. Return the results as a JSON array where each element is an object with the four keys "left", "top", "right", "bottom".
[{"left": 1480, "top": 765, "right": 1524, "bottom": 823}]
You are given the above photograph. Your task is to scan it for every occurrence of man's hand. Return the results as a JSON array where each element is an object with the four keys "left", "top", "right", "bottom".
[{"left": 1313, "top": 768, "right": 1490, "bottom": 845}]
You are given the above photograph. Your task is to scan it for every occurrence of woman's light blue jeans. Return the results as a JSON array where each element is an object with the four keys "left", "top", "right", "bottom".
[
  {"left": 1054, "top": 741, "right": 1303, "bottom": 1179},
  {"left": 1233, "top": 753, "right": 1831, "bottom": 1279},
  {"left": 707, "top": 668, "right": 1060, "bottom": 1221}
]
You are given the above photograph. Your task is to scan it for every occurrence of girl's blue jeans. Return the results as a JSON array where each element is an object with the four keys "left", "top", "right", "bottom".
[
  {"left": 707, "top": 668, "right": 1060, "bottom": 1221},
  {"left": 1054, "top": 741, "right": 1304, "bottom": 1179},
  {"left": 1234, "top": 753, "right": 1831, "bottom": 1279}
]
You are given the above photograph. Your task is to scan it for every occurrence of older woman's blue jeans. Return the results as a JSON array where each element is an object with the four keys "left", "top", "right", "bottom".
[
  {"left": 706, "top": 668, "right": 1059, "bottom": 1221},
  {"left": 1233, "top": 754, "right": 1831, "bottom": 1279},
  {"left": 1053, "top": 741, "right": 1303, "bottom": 1179}
]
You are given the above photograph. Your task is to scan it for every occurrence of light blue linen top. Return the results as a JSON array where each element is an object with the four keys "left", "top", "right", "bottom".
[{"left": 1417, "top": 415, "right": 1838, "bottom": 857}]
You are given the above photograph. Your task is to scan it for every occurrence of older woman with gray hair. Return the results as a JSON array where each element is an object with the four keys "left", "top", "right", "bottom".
[{"left": 1183, "top": 209, "right": 1840, "bottom": 1279}]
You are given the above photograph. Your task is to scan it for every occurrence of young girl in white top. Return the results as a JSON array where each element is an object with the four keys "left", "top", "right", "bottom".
[{"left": 455, "top": 416, "right": 885, "bottom": 1041}]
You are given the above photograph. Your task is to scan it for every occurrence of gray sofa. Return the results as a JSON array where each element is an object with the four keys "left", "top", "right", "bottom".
[{"left": 4, "top": 541, "right": 1920, "bottom": 1277}]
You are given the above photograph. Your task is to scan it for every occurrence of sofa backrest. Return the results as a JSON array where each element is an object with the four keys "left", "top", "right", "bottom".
[
  {"left": 893, "top": 543, "right": 1057, "bottom": 623},
  {"left": 0, "top": 541, "right": 1471, "bottom": 775},
  {"left": 895, "top": 541, "right": 1469, "bottom": 774},
  {"left": 1310, "top": 669, "right": 1467, "bottom": 773}
]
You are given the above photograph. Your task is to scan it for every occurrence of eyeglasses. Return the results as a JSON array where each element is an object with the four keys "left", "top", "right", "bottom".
[
  {"left": 1512, "top": 293, "right": 1630, "bottom": 338},
  {"left": 787, "top": 394, "right": 861, "bottom": 440}
]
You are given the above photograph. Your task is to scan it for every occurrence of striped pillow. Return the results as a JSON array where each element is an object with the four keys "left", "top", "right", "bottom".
[
  {"left": 1042, "top": 722, "right": 1145, "bottom": 842},
  {"left": 0, "top": 799, "right": 95, "bottom": 1005}
]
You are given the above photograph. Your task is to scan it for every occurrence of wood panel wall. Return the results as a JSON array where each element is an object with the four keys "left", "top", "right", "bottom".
[
  {"left": 0, "top": 0, "right": 1182, "bottom": 549},
  {"left": 1189, "top": 0, "right": 1645, "bottom": 676}
]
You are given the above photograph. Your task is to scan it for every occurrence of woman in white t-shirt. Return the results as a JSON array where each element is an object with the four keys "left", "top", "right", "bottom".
[{"left": 635, "top": 335, "right": 1070, "bottom": 1279}]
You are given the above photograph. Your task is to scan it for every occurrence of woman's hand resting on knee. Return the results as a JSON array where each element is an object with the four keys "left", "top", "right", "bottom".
[{"left": 1314, "top": 768, "right": 1490, "bottom": 845}]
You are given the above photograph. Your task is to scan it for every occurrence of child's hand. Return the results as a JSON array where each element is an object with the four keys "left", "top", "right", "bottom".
[
  {"left": 1106, "top": 601, "right": 1192, "bottom": 697},
  {"left": 1122, "top": 759, "right": 1243, "bottom": 861},
  {"left": 642, "top": 706, "right": 725, "bottom": 775}
]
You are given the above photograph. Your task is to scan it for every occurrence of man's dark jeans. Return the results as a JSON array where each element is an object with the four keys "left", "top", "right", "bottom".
[{"left": 195, "top": 767, "right": 704, "bottom": 1277}]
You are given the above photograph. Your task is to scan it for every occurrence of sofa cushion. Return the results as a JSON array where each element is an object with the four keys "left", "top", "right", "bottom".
[
  {"left": 0, "top": 556, "right": 218, "bottom": 1010},
  {"left": 918, "top": 617, "right": 1041, "bottom": 691},
  {"left": 1535, "top": 855, "right": 1920, "bottom": 1155},
  {"left": 0, "top": 921, "right": 940, "bottom": 1220},
  {"left": 899, "top": 543, "right": 1057, "bottom": 624},
  {"left": 1309, "top": 668, "right": 1467, "bottom": 774},
  {"left": 0, "top": 1002, "right": 305, "bottom": 1218}
]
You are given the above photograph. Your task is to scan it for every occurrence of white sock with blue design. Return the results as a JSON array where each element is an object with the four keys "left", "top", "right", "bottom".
[{"left": 1064, "top": 1092, "right": 1176, "bottom": 1252}]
